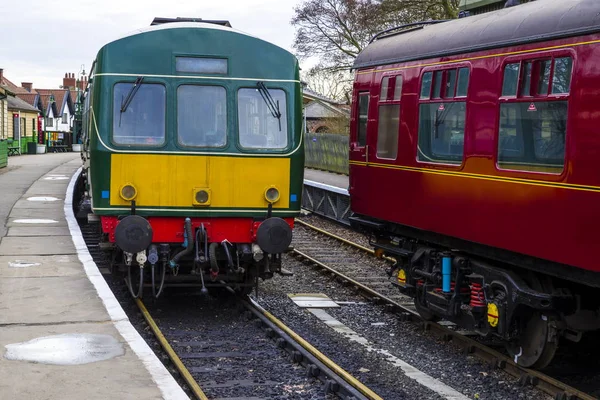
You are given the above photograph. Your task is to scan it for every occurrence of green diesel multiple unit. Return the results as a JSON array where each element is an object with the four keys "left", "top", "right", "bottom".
[{"left": 80, "top": 18, "right": 304, "bottom": 296}]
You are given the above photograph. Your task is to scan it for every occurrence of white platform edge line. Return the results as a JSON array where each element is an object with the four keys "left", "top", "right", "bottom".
[
  {"left": 307, "top": 308, "right": 470, "bottom": 400},
  {"left": 64, "top": 167, "right": 189, "bottom": 400},
  {"left": 303, "top": 179, "right": 349, "bottom": 196}
]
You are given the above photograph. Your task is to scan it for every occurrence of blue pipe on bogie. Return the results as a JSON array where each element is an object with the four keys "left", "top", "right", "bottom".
[{"left": 442, "top": 255, "right": 452, "bottom": 293}]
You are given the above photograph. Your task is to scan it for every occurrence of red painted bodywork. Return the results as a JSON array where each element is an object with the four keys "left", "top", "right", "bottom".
[
  {"left": 349, "top": 33, "right": 600, "bottom": 273},
  {"left": 101, "top": 216, "right": 295, "bottom": 244}
]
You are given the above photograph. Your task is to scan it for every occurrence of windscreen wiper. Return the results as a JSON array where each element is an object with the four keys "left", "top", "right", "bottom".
[
  {"left": 257, "top": 81, "right": 282, "bottom": 131},
  {"left": 120, "top": 76, "right": 144, "bottom": 113}
]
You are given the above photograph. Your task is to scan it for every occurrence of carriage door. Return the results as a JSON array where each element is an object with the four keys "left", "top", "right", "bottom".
[{"left": 349, "top": 92, "right": 370, "bottom": 163}]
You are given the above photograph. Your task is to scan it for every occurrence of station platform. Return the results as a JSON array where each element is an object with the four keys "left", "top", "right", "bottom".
[
  {"left": 0, "top": 154, "right": 187, "bottom": 400},
  {"left": 304, "top": 168, "right": 348, "bottom": 190}
]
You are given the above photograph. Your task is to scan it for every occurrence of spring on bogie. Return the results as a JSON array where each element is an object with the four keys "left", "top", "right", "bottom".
[{"left": 470, "top": 282, "right": 486, "bottom": 308}]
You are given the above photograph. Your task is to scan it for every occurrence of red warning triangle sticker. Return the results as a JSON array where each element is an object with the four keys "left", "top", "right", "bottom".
[
  {"left": 528, "top": 103, "right": 537, "bottom": 112},
  {"left": 438, "top": 104, "right": 445, "bottom": 111}
]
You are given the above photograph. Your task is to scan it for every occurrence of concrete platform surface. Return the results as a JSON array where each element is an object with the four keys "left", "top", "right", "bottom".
[
  {"left": 304, "top": 168, "right": 348, "bottom": 190},
  {"left": 0, "top": 154, "right": 187, "bottom": 400}
]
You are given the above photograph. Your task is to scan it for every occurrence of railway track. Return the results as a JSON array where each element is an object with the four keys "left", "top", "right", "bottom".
[
  {"left": 77, "top": 211, "right": 382, "bottom": 400},
  {"left": 293, "top": 217, "right": 597, "bottom": 400}
]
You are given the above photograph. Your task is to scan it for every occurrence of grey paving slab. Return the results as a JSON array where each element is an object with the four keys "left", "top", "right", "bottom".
[
  {"left": 0, "top": 236, "right": 76, "bottom": 256},
  {"left": 7, "top": 226, "right": 72, "bottom": 237},
  {"left": 24, "top": 181, "right": 73, "bottom": 195},
  {"left": 0, "top": 254, "right": 84, "bottom": 278},
  {"left": 5, "top": 217, "right": 68, "bottom": 227},
  {"left": 0, "top": 276, "right": 110, "bottom": 325},
  {"left": 0, "top": 322, "right": 163, "bottom": 400},
  {"left": 12, "top": 198, "right": 65, "bottom": 210},
  {"left": 8, "top": 207, "right": 66, "bottom": 219}
]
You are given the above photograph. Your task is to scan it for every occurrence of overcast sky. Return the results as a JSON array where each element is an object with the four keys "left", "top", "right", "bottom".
[{"left": 0, "top": 0, "right": 305, "bottom": 89}]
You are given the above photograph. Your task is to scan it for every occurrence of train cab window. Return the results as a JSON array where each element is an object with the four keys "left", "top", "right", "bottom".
[
  {"left": 177, "top": 85, "right": 227, "bottom": 148},
  {"left": 238, "top": 87, "right": 288, "bottom": 149},
  {"left": 376, "top": 75, "right": 402, "bottom": 160},
  {"left": 112, "top": 83, "right": 166, "bottom": 146},
  {"left": 418, "top": 67, "right": 469, "bottom": 164},
  {"left": 497, "top": 56, "right": 573, "bottom": 173},
  {"left": 357, "top": 93, "right": 369, "bottom": 147}
]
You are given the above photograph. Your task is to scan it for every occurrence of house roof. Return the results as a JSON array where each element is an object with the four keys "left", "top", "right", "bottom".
[
  {"left": 304, "top": 101, "right": 350, "bottom": 119},
  {"left": 0, "top": 76, "right": 31, "bottom": 95},
  {"left": 302, "top": 87, "right": 345, "bottom": 105},
  {"left": 36, "top": 89, "right": 73, "bottom": 116},
  {"left": 354, "top": 0, "right": 600, "bottom": 69},
  {"left": 7, "top": 95, "right": 40, "bottom": 113}
]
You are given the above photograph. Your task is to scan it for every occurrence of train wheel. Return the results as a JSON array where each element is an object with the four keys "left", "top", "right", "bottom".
[
  {"left": 506, "top": 274, "right": 558, "bottom": 369},
  {"left": 505, "top": 311, "right": 558, "bottom": 369}
]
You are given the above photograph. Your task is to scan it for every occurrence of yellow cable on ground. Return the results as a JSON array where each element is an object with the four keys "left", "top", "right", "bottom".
[
  {"left": 250, "top": 298, "right": 384, "bottom": 400},
  {"left": 135, "top": 299, "right": 209, "bottom": 400}
]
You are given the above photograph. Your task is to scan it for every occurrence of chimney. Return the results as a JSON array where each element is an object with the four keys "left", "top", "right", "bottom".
[
  {"left": 63, "top": 72, "right": 76, "bottom": 89},
  {"left": 0, "top": 68, "right": 3, "bottom": 84},
  {"left": 21, "top": 82, "right": 33, "bottom": 92}
]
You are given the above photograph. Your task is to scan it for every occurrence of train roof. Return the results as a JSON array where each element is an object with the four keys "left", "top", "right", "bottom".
[{"left": 353, "top": 0, "right": 600, "bottom": 70}]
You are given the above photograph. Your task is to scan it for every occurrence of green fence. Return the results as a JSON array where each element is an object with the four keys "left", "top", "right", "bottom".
[
  {"left": 304, "top": 132, "right": 349, "bottom": 175},
  {"left": 0, "top": 141, "right": 7, "bottom": 169}
]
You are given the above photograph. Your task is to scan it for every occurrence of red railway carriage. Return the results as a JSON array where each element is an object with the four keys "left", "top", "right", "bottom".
[{"left": 349, "top": 0, "right": 600, "bottom": 368}]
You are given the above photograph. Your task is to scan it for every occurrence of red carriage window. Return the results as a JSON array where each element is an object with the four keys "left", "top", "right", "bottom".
[
  {"left": 497, "top": 56, "right": 573, "bottom": 174},
  {"left": 377, "top": 75, "right": 402, "bottom": 160},
  {"left": 417, "top": 67, "right": 469, "bottom": 165}
]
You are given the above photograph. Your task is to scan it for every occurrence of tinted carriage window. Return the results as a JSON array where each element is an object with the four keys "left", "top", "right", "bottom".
[
  {"left": 457, "top": 68, "right": 469, "bottom": 97},
  {"left": 418, "top": 102, "right": 466, "bottom": 164},
  {"left": 357, "top": 93, "right": 369, "bottom": 146},
  {"left": 520, "top": 62, "right": 533, "bottom": 96},
  {"left": 433, "top": 71, "right": 443, "bottom": 98},
  {"left": 444, "top": 69, "right": 457, "bottom": 98},
  {"left": 177, "top": 85, "right": 227, "bottom": 148},
  {"left": 238, "top": 88, "right": 288, "bottom": 149},
  {"left": 537, "top": 60, "right": 551, "bottom": 95},
  {"left": 112, "top": 83, "right": 165, "bottom": 146},
  {"left": 498, "top": 101, "right": 567, "bottom": 173},
  {"left": 377, "top": 104, "right": 400, "bottom": 160},
  {"left": 380, "top": 77, "right": 390, "bottom": 101},
  {"left": 552, "top": 57, "right": 573, "bottom": 94},
  {"left": 502, "top": 63, "right": 520, "bottom": 96},
  {"left": 421, "top": 72, "right": 433, "bottom": 99},
  {"left": 393, "top": 76, "right": 403, "bottom": 100}
]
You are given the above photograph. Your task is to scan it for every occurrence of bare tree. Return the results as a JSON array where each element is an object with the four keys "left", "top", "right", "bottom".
[{"left": 303, "top": 68, "right": 353, "bottom": 103}]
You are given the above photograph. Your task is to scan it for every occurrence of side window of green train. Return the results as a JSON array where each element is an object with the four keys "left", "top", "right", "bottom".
[
  {"left": 376, "top": 76, "right": 401, "bottom": 160},
  {"left": 497, "top": 57, "right": 572, "bottom": 174},
  {"left": 112, "top": 83, "right": 166, "bottom": 146},
  {"left": 238, "top": 88, "right": 288, "bottom": 150},
  {"left": 417, "top": 68, "right": 468, "bottom": 165},
  {"left": 357, "top": 93, "right": 369, "bottom": 147},
  {"left": 177, "top": 85, "right": 227, "bottom": 148}
]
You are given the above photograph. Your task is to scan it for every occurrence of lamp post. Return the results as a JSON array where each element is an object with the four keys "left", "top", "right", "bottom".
[{"left": 74, "top": 64, "right": 86, "bottom": 147}]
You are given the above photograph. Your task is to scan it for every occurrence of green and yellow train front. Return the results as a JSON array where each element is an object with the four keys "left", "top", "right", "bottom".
[{"left": 82, "top": 23, "right": 304, "bottom": 281}]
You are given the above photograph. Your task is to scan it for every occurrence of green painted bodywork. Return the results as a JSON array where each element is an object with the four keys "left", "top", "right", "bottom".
[{"left": 83, "top": 24, "right": 304, "bottom": 218}]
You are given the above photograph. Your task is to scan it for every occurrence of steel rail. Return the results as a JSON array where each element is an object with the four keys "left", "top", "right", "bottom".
[
  {"left": 293, "top": 221, "right": 597, "bottom": 400},
  {"left": 135, "top": 298, "right": 209, "bottom": 400},
  {"left": 243, "top": 296, "right": 382, "bottom": 400}
]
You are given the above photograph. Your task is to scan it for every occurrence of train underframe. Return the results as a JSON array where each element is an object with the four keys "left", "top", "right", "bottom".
[
  {"left": 79, "top": 193, "right": 294, "bottom": 298},
  {"left": 350, "top": 215, "right": 600, "bottom": 369}
]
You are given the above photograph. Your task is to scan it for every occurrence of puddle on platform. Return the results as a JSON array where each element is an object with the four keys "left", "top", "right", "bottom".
[
  {"left": 8, "top": 260, "right": 41, "bottom": 268},
  {"left": 27, "top": 197, "right": 60, "bottom": 202},
  {"left": 4, "top": 334, "right": 124, "bottom": 365},
  {"left": 13, "top": 219, "right": 58, "bottom": 224},
  {"left": 43, "top": 176, "right": 68, "bottom": 181}
]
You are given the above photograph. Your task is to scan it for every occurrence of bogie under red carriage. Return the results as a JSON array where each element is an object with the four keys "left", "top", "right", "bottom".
[{"left": 349, "top": 0, "right": 600, "bottom": 368}]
